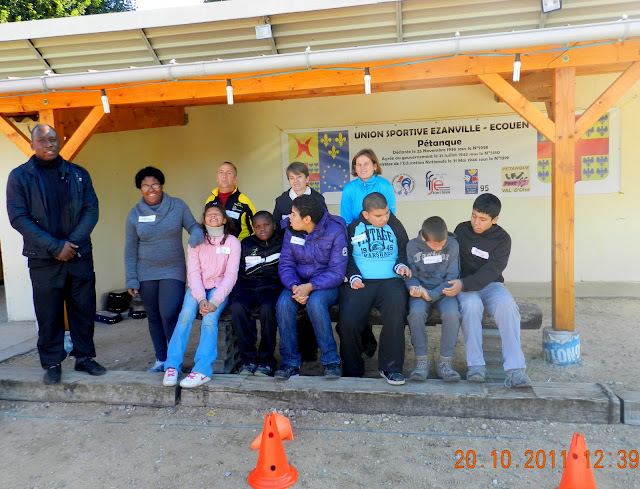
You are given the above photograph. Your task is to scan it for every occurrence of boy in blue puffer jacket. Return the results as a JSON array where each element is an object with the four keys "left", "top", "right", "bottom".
[{"left": 275, "top": 194, "right": 348, "bottom": 380}]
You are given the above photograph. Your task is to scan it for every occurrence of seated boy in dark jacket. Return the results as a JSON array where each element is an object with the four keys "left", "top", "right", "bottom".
[
  {"left": 443, "top": 193, "right": 531, "bottom": 388},
  {"left": 229, "top": 212, "right": 283, "bottom": 376},
  {"left": 405, "top": 216, "right": 461, "bottom": 382},
  {"left": 338, "top": 192, "right": 411, "bottom": 386},
  {"left": 275, "top": 194, "right": 348, "bottom": 380}
]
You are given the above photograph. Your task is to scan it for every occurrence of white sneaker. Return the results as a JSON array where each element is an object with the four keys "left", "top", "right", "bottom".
[
  {"left": 162, "top": 367, "right": 179, "bottom": 386},
  {"left": 179, "top": 371, "right": 211, "bottom": 388}
]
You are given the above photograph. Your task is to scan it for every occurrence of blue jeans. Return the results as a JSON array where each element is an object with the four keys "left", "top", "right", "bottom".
[
  {"left": 276, "top": 287, "right": 340, "bottom": 367},
  {"left": 165, "top": 288, "right": 228, "bottom": 378},
  {"left": 457, "top": 282, "right": 525, "bottom": 370},
  {"left": 407, "top": 295, "right": 460, "bottom": 358}
]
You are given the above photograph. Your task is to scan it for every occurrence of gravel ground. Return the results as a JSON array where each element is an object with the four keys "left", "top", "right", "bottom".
[{"left": 1, "top": 401, "right": 638, "bottom": 489}]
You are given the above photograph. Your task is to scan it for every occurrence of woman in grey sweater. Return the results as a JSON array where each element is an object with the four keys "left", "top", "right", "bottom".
[{"left": 125, "top": 167, "right": 204, "bottom": 372}]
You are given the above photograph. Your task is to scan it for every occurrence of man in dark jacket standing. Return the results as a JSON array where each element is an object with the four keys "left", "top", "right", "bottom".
[
  {"left": 229, "top": 211, "right": 283, "bottom": 377},
  {"left": 6, "top": 124, "right": 105, "bottom": 385},
  {"left": 275, "top": 194, "right": 348, "bottom": 380}
]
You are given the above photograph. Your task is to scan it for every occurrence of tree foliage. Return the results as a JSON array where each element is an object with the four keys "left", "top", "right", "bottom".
[{"left": 0, "top": 0, "right": 136, "bottom": 23}]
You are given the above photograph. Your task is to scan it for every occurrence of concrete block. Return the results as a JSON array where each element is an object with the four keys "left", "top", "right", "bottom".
[
  {"left": 613, "top": 390, "right": 640, "bottom": 425},
  {"left": 0, "top": 367, "right": 176, "bottom": 407},
  {"left": 179, "top": 374, "right": 620, "bottom": 424}
]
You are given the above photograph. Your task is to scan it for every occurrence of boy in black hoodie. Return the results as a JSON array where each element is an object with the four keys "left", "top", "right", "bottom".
[
  {"left": 443, "top": 193, "right": 531, "bottom": 388},
  {"left": 229, "top": 211, "right": 283, "bottom": 376}
]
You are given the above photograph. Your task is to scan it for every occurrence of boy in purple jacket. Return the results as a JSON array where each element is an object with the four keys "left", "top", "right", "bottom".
[{"left": 275, "top": 194, "right": 348, "bottom": 380}]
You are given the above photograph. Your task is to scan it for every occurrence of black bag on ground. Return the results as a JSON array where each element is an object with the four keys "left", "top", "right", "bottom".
[
  {"left": 106, "top": 290, "right": 131, "bottom": 313},
  {"left": 95, "top": 310, "right": 123, "bottom": 324}
]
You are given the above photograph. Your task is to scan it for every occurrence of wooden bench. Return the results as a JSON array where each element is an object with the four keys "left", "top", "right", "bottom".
[
  {"left": 327, "top": 301, "right": 543, "bottom": 330},
  {"left": 216, "top": 301, "right": 543, "bottom": 379},
  {"left": 328, "top": 301, "right": 542, "bottom": 381}
]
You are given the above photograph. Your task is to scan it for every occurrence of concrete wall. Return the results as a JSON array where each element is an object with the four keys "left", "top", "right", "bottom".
[{"left": 1, "top": 73, "right": 639, "bottom": 320}]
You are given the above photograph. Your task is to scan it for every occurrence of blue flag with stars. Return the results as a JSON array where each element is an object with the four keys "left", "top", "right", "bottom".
[{"left": 318, "top": 130, "right": 350, "bottom": 193}]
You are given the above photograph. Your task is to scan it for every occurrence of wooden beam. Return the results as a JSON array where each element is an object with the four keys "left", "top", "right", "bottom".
[
  {"left": 38, "top": 106, "right": 186, "bottom": 137},
  {"left": 0, "top": 116, "right": 32, "bottom": 156},
  {"left": 499, "top": 71, "right": 552, "bottom": 102},
  {"left": 477, "top": 73, "right": 556, "bottom": 142},
  {"left": 551, "top": 67, "right": 576, "bottom": 332},
  {"left": 545, "top": 101, "right": 555, "bottom": 122},
  {"left": 97, "top": 106, "right": 186, "bottom": 133},
  {"left": 38, "top": 109, "right": 59, "bottom": 133},
  {"left": 575, "top": 60, "right": 640, "bottom": 137},
  {"left": 0, "top": 41, "right": 638, "bottom": 113},
  {"left": 59, "top": 106, "right": 107, "bottom": 161}
]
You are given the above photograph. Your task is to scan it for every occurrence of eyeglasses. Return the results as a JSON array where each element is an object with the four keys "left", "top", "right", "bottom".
[{"left": 141, "top": 183, "right": 162, "bottom": 191}]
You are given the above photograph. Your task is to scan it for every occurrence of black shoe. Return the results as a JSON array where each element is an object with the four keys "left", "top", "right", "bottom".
[
  {"left": 254, "top": 365, "right": 274, "bottom": 377},
  {"left": 75, "top": 358, "right": 107, "bottom": 376},
  {"left": 323, "top": 363, "right": 341, "bottom": 379},
  {"left": 43, "top": 364, "right": 61, "bottom": 385},
  {"left": 274, "top": 365, "right": 299, "bottom": 380},
  {"left": 237, "top": 363, "right": 257, "bottom": 376},
  {"left": 380, "top": 370, "right": 405, "bottom": 386}
]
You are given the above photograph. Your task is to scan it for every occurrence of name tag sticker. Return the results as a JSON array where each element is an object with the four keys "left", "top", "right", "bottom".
[
  {"left": 423, "top": 255, "right": 443, "bottom": 264},
  {"left": 138, "top": 215, "right": 156, "bottom": 223},
  {"left": 351, "top": 233, "right": 367, "bottom": 244},
  {"left": 471, "top": 247, "right": 489, "bottom": 259},
  {"left": 290, "top": 236, "right": 306, "bottom": 246},
  {"left": 265, "top": 253, "right": 281, "bottom": 263},
  {"left": 245, "top": 256, "right": 263, "bottom": 267},
  {"left": 217, "top": 247, "right": 231, "bottom": 255},
  {"left": 226, "top": 210, "right": 240, "bottom": 219}
]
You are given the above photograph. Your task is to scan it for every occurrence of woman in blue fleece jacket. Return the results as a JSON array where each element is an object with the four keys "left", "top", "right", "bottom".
[{"left": 340, "top": 148, "right": 396, "bottom": 225}]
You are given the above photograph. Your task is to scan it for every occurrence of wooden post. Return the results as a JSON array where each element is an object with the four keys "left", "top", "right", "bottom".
[
  {"left": 0, "top": 116, "right": 32, "bottom": 156},
  {"left": 59, "top": 106, "right": 108, "bottom": 161},
  {"left": 551, "top": 67, "right": 576, "bottom": 331}
]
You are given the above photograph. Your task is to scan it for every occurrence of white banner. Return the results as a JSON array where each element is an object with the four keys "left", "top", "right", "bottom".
[{"left": 281, "top": 110, "right": 620, "bottom": 205}]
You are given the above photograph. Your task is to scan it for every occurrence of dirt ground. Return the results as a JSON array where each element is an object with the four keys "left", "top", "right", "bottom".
[{"left": 0, "top": 297, "right": 638, "bottom": 488}]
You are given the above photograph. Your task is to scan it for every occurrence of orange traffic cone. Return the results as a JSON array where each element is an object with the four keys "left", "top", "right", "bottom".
[
  {"left": 555, "top": 433, "right": 598, "bottom": 489},
  {"left": 251, "top": 412, "right": 294, "bottom": 450},
  {"left": 248, "top": 413, "right": 298, "bottom": 489}
]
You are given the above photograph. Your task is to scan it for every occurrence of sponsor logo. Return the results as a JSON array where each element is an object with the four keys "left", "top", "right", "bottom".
[
  {"left": 464, "top": 169, "right": 479, "bottom": 194},
  {"left": 502, "top": 165, "right": 530, "bottom": 192},
  {"left": 392, "top": 174, "right": 415, "bottom": 196},
  {"left": 425, "top": 171, "right": 451, "bottom": 195}
]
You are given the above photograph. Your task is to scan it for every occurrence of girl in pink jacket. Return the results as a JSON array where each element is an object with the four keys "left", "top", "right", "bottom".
[{"left": 163, "top": 203, "right": 241, "bottom": 388}]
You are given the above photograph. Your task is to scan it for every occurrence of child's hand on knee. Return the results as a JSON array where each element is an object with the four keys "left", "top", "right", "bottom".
[{"left": 409, "top": 286, "right": 422, "bottom": 298}]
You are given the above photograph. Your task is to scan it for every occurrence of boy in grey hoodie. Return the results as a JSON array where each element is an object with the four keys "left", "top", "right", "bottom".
[{"left": 405, "top": 216, "right": 461, "bottom": 382}]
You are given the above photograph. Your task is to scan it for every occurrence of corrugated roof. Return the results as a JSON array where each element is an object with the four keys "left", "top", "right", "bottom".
[{"left": 0, "top": 0, "right": 638, "bottom": 79}]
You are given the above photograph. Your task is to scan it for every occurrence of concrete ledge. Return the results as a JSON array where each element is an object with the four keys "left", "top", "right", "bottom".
[
  {"left": 0, "top": 367, "right": 621, "bottom": 424},
  {"left": 613, "top": 390, "right": 640, "bottom": 425},
  {"left": 0, "top": 367, "right": 175, "bottom": 407},
  {"left": 179, "top": 375, "right": 620, "bottom": 424}
]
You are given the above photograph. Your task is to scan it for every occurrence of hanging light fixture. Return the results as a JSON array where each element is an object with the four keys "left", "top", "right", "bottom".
[
  {"left": 512, "top": 54, "right": 521, "bottom": 82},
  {"left": 226, "top": 79, "right": 234, "bottom": 105},
  {"left": 100, "top": 89, "right": 110, "bottom": 114},
  {"left": 364, "top": 67, "right": 371, "bottom": 95}
]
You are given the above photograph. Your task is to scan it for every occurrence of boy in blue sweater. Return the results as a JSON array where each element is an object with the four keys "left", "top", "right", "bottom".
[
  {"left": 405, "top": 216, "right": 461, "bottom": 382},
  {"left": 338, "top": 192, "right": 411, "bottom": 385}
]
